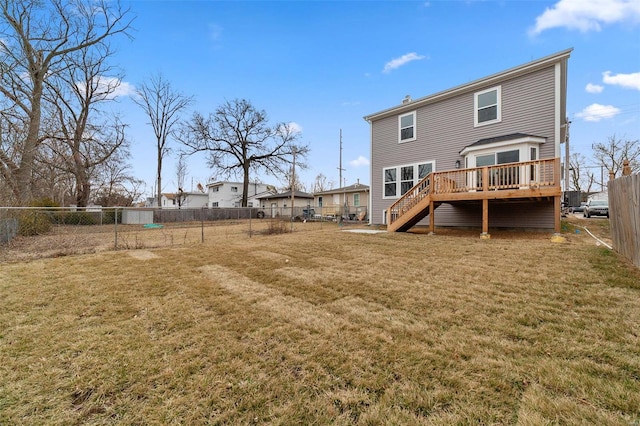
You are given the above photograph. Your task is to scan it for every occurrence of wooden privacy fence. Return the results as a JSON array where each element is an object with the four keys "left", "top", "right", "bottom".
[{"left": 608, "top": 173, "right": 640, "bottom": 268}]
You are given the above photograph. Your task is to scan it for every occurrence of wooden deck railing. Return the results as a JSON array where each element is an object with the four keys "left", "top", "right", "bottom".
[{"left": 387, "top": 158, "right": 560, "bottom": 227}]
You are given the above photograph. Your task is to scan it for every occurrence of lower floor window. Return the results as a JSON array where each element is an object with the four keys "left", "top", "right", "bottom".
[{"left": 383, "top": 161, "right": 434, "bottom": 198}]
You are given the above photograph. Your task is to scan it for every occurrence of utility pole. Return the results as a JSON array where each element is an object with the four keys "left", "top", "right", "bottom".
[
  {"left": 290, "top": 146, "right": 296, "bottom": 228},
  {"left": 337, "top": 129, "right": 344, "bottom": 188},
  {"left": 337, "top": 129, "right": 345, "bottom": 224}
]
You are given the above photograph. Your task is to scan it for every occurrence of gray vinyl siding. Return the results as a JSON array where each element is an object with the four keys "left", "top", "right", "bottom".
[{"left": 370, "top": 65, "right": 558, "bottom": 228}]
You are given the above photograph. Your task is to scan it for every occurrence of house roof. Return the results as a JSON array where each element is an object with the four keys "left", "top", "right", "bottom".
[
  {"left": 256, "top": 190, "right": 314, "bottom": 200},
  {"left": 460, "top": 133, "right": 547, "bottom": 155},
  {"left": 461, "top": 133, "right": 546, "bottom": 151},
  {"left": 206, "top": 181, "right": 273, "bottom": 188},
  {"left": 314, "top": 183, "right": 370, "bottom": 196},
  {"left": 363, "top": 48, "right": 572, "bottom": 122}
]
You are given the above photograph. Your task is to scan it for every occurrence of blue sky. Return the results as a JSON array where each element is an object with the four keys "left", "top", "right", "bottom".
[{"left": 111, "top": 0, "right": 640, "bottom": 195}]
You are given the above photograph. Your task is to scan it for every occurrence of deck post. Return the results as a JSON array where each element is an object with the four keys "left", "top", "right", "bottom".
[
  {"left": 554, "top": 195, "right": 561, "bottom": 233},
  {"left": 429, "top": 200, "right": 435, "bottom": 233},
  {"left": 482, "top": 167, "right": 489, "bottom": 191},
  {"left": 481, "top": 198, "right": 490, "bottom": 238}
]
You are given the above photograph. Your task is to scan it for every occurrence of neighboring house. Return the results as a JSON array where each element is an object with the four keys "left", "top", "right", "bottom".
[
  {"left": 588, "top": 191, "right": 608, "bottom": 202},
  {"left": 145, "top": 193, "right": 175, "bottom": 208},
  {"left": 179, "top": 192, "right": 209, "bottom": 208},
  {"left": 314, "top": 181, "right": 370, "bottom": 220},
  {"left": 146, "top": 192, "right": 209, "bottom": 209},
  {"left": 256, "top": 190, "right": 314, "bottom": 218},
  {"left": 207, "top": 181, "right": 274, "bottom": 208},
  {"left": 364, "top": 48, "right": 572, "bottom": 234}
]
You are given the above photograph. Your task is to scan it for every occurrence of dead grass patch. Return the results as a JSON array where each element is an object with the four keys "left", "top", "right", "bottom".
[{"left": 1, "top": 217, "right": 639, "bottom": 424}]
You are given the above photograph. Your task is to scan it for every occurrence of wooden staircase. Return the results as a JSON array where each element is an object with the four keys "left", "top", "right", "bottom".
[{"left": 387, "top": 174, "right": 438, "bottom": 232}]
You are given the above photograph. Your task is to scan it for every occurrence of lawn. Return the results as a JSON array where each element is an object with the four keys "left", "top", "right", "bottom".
[{"left": 1, "top": 218, "right": 639, "bottom": 425}]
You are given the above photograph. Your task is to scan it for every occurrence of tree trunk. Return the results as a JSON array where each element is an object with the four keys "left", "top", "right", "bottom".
[
  {"left": 74, "top": 167, "right": 91, "bottom": 207},
  {"left": 15, "top": 80, "right": 44, "bottom": 204},
  {"left": 241, "top": 161, "right": 251, "bottom": 207},
  {"left": 157, "top": 151, "right": 162, "bottom": 207}
]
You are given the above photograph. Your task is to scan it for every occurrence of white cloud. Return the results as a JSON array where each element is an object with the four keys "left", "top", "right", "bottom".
[
  {"left": 585, "top": 83, "right": 604, "bottom": 93},
  {"left": 209, "top": 24, "right": 223, "bottom": 41},
  {"left": 602, "top": 71, "right": 640, "bottom": 90},
  {"left": 288, "top": 122, "right": 303, "bottom": 133},
  {"left": 529, "top": 0, "right": 640, "bottom": 35},
  {"left": 575, "top": 103, "right": 621, "bottom": 122},
  {"left": 112, "top": 80, "right": 137, "bottom": 98},
  {"left": 76, "top": 76, "right": 137, "bottom": 100},
  {"left": 349, "top": 156, "right": 370, "bottom": 168},
  {"left": 277, "top": 122, "right": 303, "bottom": 136},
  {"left": 383, "top": 52, "right": 426, "bottom": 74}
]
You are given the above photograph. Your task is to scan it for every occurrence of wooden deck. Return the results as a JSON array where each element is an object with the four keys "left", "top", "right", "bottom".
[{"left": 387, "top": 158, "right": 562, "bottom": 233}]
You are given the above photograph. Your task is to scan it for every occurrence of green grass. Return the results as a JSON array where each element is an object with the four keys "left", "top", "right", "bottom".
[{"left": 1, "top": 222, "right": 639, "bottom": 424}]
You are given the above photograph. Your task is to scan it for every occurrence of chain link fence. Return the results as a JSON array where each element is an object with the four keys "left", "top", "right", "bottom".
[{"left": 0, "top": 206, "right": 370, "bottom": 262}]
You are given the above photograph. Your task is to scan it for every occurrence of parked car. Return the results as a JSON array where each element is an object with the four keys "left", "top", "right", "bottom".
[
  {"left": 584, "top": 199, "right": 609, "bottom": 218},
  {"left": 570, "top": 202, "right": 587, "bottom": 213}
]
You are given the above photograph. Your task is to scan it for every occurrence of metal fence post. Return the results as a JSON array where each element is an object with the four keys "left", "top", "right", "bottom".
[{"left": 114, "top": 207, "right": 118, "bottom": 250}]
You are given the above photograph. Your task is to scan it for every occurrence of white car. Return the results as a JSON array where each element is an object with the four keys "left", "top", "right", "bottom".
[{"left": 584, "top": 199, "right": 609, "bottom": 218}]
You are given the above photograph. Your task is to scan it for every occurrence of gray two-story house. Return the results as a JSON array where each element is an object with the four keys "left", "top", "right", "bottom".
[{"left": 364, "top": 48, "right": 571, "bottom": 235}]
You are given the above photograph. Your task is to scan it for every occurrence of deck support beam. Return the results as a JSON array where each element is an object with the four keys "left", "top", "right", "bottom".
[
  {"left": 482, "top": 198, "right": 489, "bottom": 235},
  {"left": 429, "top": 200, "right": 435, "bottom": 233},
  {"left": 554, "top": 195, "right": 561, "bottom": 233}
]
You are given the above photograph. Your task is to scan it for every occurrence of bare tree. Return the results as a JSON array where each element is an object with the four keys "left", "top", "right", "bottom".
[
  {"left": 178, "top": 98, "right": 309, "bottom": 207},
  {"left": 133, "top": 73, "right": 193, "bottom": 207},
  {"left": 312, "top": 173, "right": 334, "bottom": 193},
  {"left": 92, "top": 149, "right": 144, "bottom": 206},
  {"left": 32, "top": 141, "right": 76, "bottom": 205},
  {"left": 175, "top": 154, "right": 187, "bottom": 208},
  {"left": 0, "top": 0, "right": 133, "bottom": 203},
  {"left": 0, "top": 107, "right": 26, "bottom": 204},
  {"left": 280, "top": 169, "right": 307, "bottom": 192},
  {"left": 41, "top": 44, "right": 128, "bottom": 206},
  {"left": 592, "top": 135, "right": 640, "bottom": 184},
  {"left": 568, "top": 151, "right": 595, "bottom": 194}
]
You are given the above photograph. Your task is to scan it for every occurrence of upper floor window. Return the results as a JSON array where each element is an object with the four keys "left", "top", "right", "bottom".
[
  {"left": 399, "top": 111, "right": 416, "bottom": 143},
  {"left": 318, "top": 196, "right": 323, "bottom": 207},
  {"left": 212, "top": 187, "right": 220, "bottom": 192},
  {"left": 231, "top": 186, "right": 238, "bottom": 192},
  {"left": 474, "top": 86, "right": 501, "bottom": 127}
]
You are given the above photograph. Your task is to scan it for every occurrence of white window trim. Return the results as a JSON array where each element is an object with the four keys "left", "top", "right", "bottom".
[
  {"left": 383, "top": 167, "right": 398, "bottom": 199},
  {"left": 382, "top": 160, "right": 436, "bottom": 199},
  {"left": 466, "top": 143, "right": 543, "bottom": 168},
  {"left": 398, "top": 111, "right": 417, "bottom": 143},
  {"left": 474, "top": 86, "right": 502, "bottom": 127}
]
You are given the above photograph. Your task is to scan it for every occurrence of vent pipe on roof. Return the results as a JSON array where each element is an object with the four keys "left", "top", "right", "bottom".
[{"left": 402, "top": 95, "right": 412, "bottom": 104}]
